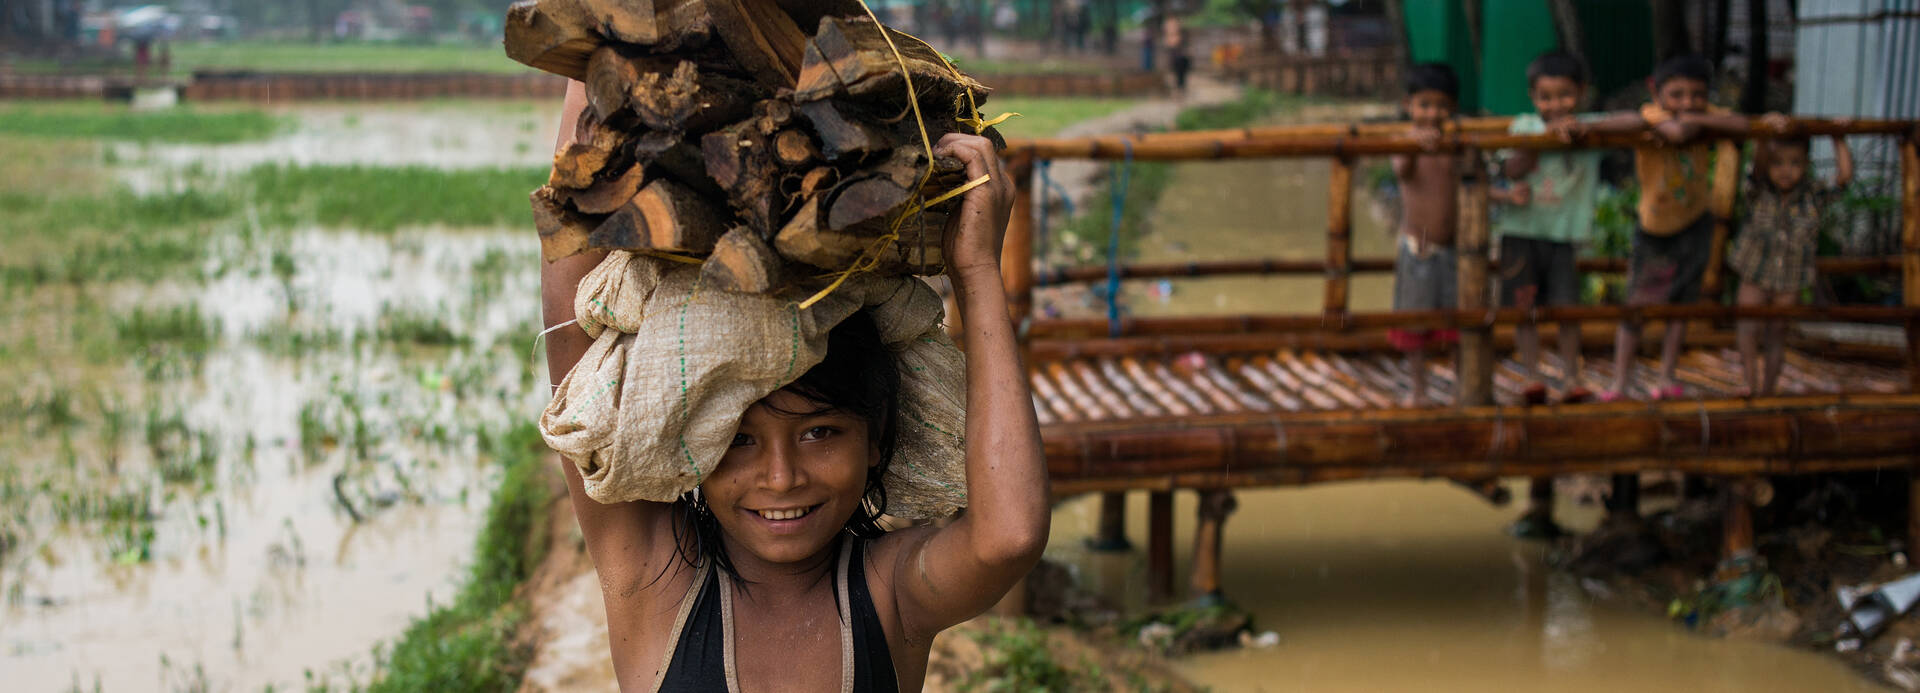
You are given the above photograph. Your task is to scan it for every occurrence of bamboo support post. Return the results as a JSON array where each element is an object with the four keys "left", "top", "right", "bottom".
[
  {"left": 1701, "top": 141, "right": 1742, "bottom": 299},
  {"left": 1325, "top": 155, "right": 1353, "bottom": 320},
  {"left": 1457, "top": 147, "right": 1494, "bottom": 407},
  {"left": 1148, "top": 490, "right": 1174, "bottom": 604},
  {"left": 1721, "top": 477, "right": 1757, "bottom": 572},
  {"left": 1003, "top": 154, "right": 1036, "bottom": 323},
  {"left": 1903, "top": 137, "right": 1919, "bottom": 391},
  {"left": 1189, "top": 489, "right": 1237, "bottom": 600},
  {"left": 1605, "top": 473, "right": 1641, "bottom": 527},
  {"left": 1091, "top": 491, "right": 1131, "bottom": 551}
]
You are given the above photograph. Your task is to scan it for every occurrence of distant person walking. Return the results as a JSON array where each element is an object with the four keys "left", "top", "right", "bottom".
[{"left": 1164, "top": 16, "right": 1192, "bottom": 93}]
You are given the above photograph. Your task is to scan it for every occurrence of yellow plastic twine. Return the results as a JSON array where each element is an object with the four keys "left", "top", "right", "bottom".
[{"left": 796, "top": 0, "right": 1016, "bottom": 310}]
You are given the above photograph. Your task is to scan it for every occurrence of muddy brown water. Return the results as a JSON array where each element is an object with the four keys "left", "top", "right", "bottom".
[
  {"left": 1040, "top": 155, "right": 1884, "bottom": 691},
  {"left": 3, "top": 102, "right": 558, "bottom": 691}
]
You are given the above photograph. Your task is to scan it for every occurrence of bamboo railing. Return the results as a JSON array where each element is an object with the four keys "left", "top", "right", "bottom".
[
  {"left": 1000, "top": 115, "right": 1920, "bottom": 408},
  {"left": 997, "top": 116, "right": 1920, "bottom": 604}
]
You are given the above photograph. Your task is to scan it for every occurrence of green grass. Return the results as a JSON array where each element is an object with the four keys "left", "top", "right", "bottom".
[
  {"left": 245, "top": 164, "right": 549, "bottom": 232},
  {"left": 988, "top": 96, "right": 1139, "bottom": 139},
  {"left": 168, "top": 40, "right": 530, "bottom": 76},
  {"left": 362, "top": 423, "right": 551, "bottom": 692},
  {"left": 0, "top": 103, "right": 287, "bottom": 143},
  {"left": 1049, "top": 89, "right": 1311, "bottom": 265}
]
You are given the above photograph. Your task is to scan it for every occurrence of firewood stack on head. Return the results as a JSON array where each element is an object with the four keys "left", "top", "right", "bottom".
[{"left": 508, "top": 0, "right": 1002, "bottom": 294}]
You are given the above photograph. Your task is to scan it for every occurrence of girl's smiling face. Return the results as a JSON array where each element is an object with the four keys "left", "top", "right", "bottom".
[{"left": 701, "top": 389, "right": 879, "bottom": 568}]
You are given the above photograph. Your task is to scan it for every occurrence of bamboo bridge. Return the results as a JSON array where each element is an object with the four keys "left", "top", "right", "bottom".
[{"left": 994, "top": 116, "right": 1920, "bottom": 604}]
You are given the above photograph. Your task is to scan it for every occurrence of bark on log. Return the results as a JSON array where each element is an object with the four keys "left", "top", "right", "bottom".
[
  {"left": 589, "top": 178, "right": 728, "bottom": 253},
  {"left": 794, "top": 15, "right": 986, "bottom": 106},
  {"left": 583, "top": 0, "right": 710, "bottom": 49},
  {"left": 702, "top": 226, "right": 789, "bottom": 292},
  {"left": 706, "top": 0, "right": 809, "bottom": 88},
  {"left": 532, "top": 186, "right": 604, "bottom": 262},
  {"left": 549, "top": 113, "right": 632, "bottom": 188},
  {"left": 562, "top": 161, "right": 648, "bottom": 214},
  {"left": 798, "top": 100, "right": 891, "bottom": 160},
  {"left": 505, "top": 0, "right": 600, "bottom": 81},
  {"left": 701, "top": 116, "right": 783, "bottom": 233},
  {"left": 775, "top": 196, "right": 946, "bottom": 274}
]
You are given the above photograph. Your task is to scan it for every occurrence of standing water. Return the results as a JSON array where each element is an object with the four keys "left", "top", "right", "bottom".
[{"left": 1, "top": 102, "right": 559, "bottom": 691}]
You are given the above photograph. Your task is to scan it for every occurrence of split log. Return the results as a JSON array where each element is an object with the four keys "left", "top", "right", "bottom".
[
  {"left": 587, "top": 47, "right": 763, "bottom": 132},
  {"left": 504, "top": 0, "right": 600, "bottom": 81},
  {"left": 705, "top": 0, "right": 809, "bottom": 88},
  {"left": 825, "top": 148, "right": 923, "bottom": 231},
  {"left": 550, "top": 113, "right": 632, "bottom": 189},
  {"left": 798, "top": 167, "right": 839, "bottom": 198},
  {"left": 583, "top": 0, "right": 710, "bottom": 50},
  {"left": 701, "top": 117, "right": 783, "bottom": 233},
  {"left": 797, "top": 100, "right": 891, "bottom": 160},
  {"left": 589, "top": 178, "right": 728, "bottom": 254},
  {"left": 562, "top": 162, "right": 648, "bottom": 214},
  {"left": 630, "top": 131, "right": 718, "bottom": 197},
  {"left": 532, "top": 186, "right": 604, "bottom": 262},
  {"left": 794, "top": 15, "right": 987, "bottom": 106},
  {"left": 775, "top": 196, "right": 946, "bottom": 274},
  {"left": 702, "top": 226, "right": 788, "bottom": 293}
]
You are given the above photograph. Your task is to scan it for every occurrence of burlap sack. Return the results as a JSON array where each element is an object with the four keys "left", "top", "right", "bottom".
[{"left": 540, "top": 250, "right": 967, "bottom": 519}]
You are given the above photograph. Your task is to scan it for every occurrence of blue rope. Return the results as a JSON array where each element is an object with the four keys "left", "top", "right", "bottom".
[
  {"left": 1036, "top": 159, "right": 1053, "bottom": 271},
  {"left": 1105, "top": 141, "right": 1133, "bottom": 338}
]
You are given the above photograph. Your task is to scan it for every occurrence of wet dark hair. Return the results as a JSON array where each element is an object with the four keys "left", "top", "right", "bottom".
[
  {"left": 1651, "top": 53, "right": 1712, "bottom": 90},
  {"left": 671, "top": 310, "right": 900, "bottom": 583},
  {"left": 1527, "top": 52, "right": 1587, "bottom": 88},
  {"left": 1405, "top": 62, "right": 1460, "bottom": 100}
]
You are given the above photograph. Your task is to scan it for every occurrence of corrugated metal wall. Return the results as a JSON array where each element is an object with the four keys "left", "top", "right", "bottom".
[{"left": 1795, "top": 0, "right": 1918, "bottom": 256}]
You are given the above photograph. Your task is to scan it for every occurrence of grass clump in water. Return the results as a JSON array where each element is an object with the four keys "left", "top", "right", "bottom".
[
  {"left": 375, "top": 308, "right": 466, "bottom": 347},
  {"left": 244, "top": 164, "right": 549, "bottom": 232},
  {"left": 112, "top": 305, "right": 220, "bottom": 355},
  {"left": 362, "top": 423, "right": 551, "bottom": 692},
  {"left": 0, "top": 103, "right": 286, "bottom": 144}
]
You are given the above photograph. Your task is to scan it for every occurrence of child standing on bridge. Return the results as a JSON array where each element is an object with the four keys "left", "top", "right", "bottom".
[
  {"left": 1390, "top": 63, "right": 1465, "bottom": 407},
  {"left": 1492, "top": 52, "right": 1604, "bottom": 406},
  {"left": 1731, "top": 132, "right": 1853, "bottom": 395},
  {"left": 1565, "top": 54, "right": 1783, "bottom": 401}
]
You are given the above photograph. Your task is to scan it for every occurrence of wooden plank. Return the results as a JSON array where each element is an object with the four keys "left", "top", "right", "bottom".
[
  {"left": 1121, "top": 356, "right": 1196, "bottom": 417},
  {"left": 1228, "top": 357, "right": 1305, "bottom": 411},
  {"left": 1096, "top": 358, "right": 1169, "bottom": 417}
]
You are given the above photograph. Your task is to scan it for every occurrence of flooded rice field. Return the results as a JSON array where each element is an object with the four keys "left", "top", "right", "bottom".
[{"left": 1, "top": 101, "right": 559, "bottom": 691}]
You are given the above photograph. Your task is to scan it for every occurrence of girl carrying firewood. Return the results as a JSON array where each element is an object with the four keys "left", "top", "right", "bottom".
[{"left": 538, "top": 78, "right": 1048, "bottom": 691}]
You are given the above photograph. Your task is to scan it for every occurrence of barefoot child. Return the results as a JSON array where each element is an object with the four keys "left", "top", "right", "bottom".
[
  {"left": 1730, "top": 132, "right": 1853, "bottom": 395},
  {"left": 1492, "top": 52, "right": 1604, "bottom": 406},
  {"left": 1566, "top": 54, "right": 1784, "bottom": 400},
  {"left": 1390, "top": 63, "right": 1465, "bottom": 407},
  {"left": 1494, "top": 52, "right": 1605, "bottom": 540},
  {"left": 539, "top": 82, "right": 1047, "bottom": 692}
]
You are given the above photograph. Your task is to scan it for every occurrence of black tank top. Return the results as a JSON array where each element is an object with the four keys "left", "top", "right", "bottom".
[{"left": 653, "top": 537, "right": 898, "bottom": 692}]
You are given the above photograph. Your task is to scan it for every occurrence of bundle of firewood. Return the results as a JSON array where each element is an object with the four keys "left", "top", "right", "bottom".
[{"left": 507, "top": 0, "right": 1002, "bottom": 293}]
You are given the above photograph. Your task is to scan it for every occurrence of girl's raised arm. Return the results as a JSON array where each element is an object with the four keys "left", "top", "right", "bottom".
[
  {"left": 541, "top": 81, "right": 674, "bottom": 599},
  {"left": 891, "top": 133, "right": 1050, "bottom": 636}
]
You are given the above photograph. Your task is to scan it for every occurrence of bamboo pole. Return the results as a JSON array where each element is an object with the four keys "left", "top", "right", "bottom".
[
  {"left": 1028, "top": 255, "right": 1898, "bottom": 286},
  {"left": 1027, "top": 304, "right": 1920, "bottom": 339},
  {"left": 1457, "top": 147, "right": 1494, "bottom": 407},
  {"left": 1148, "top": 490, "right": 1174, "bottom": 604},
  {"left": 1325, "top": 155, "right": 1354, "bottom": 320},
  {"left": 1702, "top": 140, "right": 1743, "bottom": 299},
  {"left": 1904, "top": 136, "right": 1919, "bottom": 391},
  {"left": 1001, "top": 117, "right": 1915, "bottom": 161},
  {"left": 1721, "top": 476, "right": 1757, "bottom": 570},
  {"left": 1003, "top": 154, "right": 1036, "bottom": 323},
  {"left": 1093, "top": 491, "right": 1130, "bottom": 550},
  {"left": 1189, "top": 489, "right": 1237, "bottom": 600}
]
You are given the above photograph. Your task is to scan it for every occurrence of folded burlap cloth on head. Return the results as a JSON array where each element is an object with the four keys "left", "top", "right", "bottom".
[{"left": 539, "top": 250, "right": 968, "bottom": 519}]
